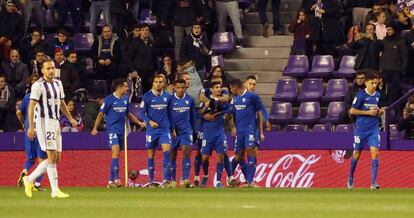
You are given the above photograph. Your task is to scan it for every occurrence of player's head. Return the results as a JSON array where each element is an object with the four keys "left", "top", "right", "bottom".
[
  {"left": 153, "top": 74, "right": 165, "bottom": 92},
  {"left": 244, "top": 75, "right": 257, "bottom": 92},
  {"left": 41, "top": 59, "right": 56, "bottom": 81},
  {"left": 229, "top": 79, "right": 244, "bottom": 96},
  {"left": 210, "top": 81, "right": 222, "bottom": 96},
  {"left": 174, "top": 79, "right": 187, "bottom": 96},
  {"left": 0, "top": 74, "right": 6, "bottom": 89},
  {"left": 364, "top": 72, "right": 379, "bottom": 93},
  {"left": 177, "top": 72, "right": 191, "bottom": 88},
  {"left": 113, "top": 78, "right": 128, "bottom": 95}
]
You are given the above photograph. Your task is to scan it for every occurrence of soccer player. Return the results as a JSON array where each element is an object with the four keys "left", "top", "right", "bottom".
[
  {"left": 91, "top": 79, "right": 144, "bottom": 188},
  {"left": 140, "top": 75, "right": 173, "bottom": 187},
  {"left": 169, "top": 79, "right": 196, "bottom": 188},
  {"left": 200, "top": 81, "right": 234, "bottom": 188},
  {"left": 17, "top": 74, "right": 47, "bottom": 191},
  {"left": 229, "top": 79, "right": 266, "bottom": 187},
  {"left": 348, "top": 72, "right": 383, "bottom": 190},
  {"left": 22, "top": 60, "right": 77, "bottom": 198}
]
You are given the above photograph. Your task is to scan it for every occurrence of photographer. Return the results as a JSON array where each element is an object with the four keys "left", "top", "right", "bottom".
[
  {"left": 349, "top": 23, "right": 380, "bottom": 71},
  {"left": 397, "top": 101, "right": 414, "bottom": 139}
]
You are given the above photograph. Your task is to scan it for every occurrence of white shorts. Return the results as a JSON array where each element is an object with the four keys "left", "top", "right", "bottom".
[{"left": 35, "top": 118, "right": 62, "bottom": 152}]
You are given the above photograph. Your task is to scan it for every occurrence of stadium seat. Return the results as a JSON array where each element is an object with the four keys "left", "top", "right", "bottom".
[
  {"left": 139, "top": 9, "right": 156, "bottom": 25},
  {"left": 297, "top": 78, "right": 323, "bottom": 102},
  {"left": 45, "top": 33, "right": 57, "bottom": 45},
  {"left": 283, "top": 55, "right": 309, "bottom": 78},
  {"left": 73, "top": 33, "right": 94, "bottom": 53},
  {"left": 389, "top": 124, "right": 403, "bottom": 139},
  {"left": 335, "top": 124, "right": 354, "bottom": 132},
  {"left": 285, "top": 124, "right": 306, "bottom": 132},
  {"left": 211, "top": 32, "right": 235, "bottom": 54},
  {"left": 321, "top": 79, "right": 348, "bottom": 102},
  {"left": 308, "top": 55, "right": 334, "bottom": 78},
  {"left": 86, "top": 80, "right": 107, "bottom": 99},
  {"left": 268, "top": 102, "right": 293, "bottom": 125},
  {"left": 43, "top": 9, "right": 55, "bottom": 28},
  {"left": 332, "top": 56, "right": 356, "bottom": 78},
  {"left": 312, "top": 124, "right": 332, "bottom": 132},
  {"left": 211, "top": 55, "right": 224, "bottom": 68},
  {"left": 84, "top": 57, "right": 94, "bottom": 74},
  {"left": 272, "top": 78, "right": 298, "bottom": 102},
  {"left": 294, "top": 102, "right": 321, "bottom": 124},
  {"left": 320, "top": 102, "right": 346, "bottom": 124}
]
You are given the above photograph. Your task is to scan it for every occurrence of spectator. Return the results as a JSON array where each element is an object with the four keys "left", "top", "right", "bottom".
[
  {"left": 259, "top": 0, "right": 281, "bottom": 37},
  {"left": 22, "top": 0, "right": 44, "bottom": 35},
  {"left": 66, "top": 50, "right": 87, "bottom": 88},
  {"left": 176, "top": 60, "right": 203, "bottom": 106},
  {"left": 352, "top": 0, "right": 374, "bottom": 28},
  {"left": 20, "top": 28, "right": 48, "bottom": 65},
  {"left": 6, "top": 98, "right": 23, "bottom": 132},
  {"left": 180, "top": 22, "right": 212, "bottom": 75},
  {"left": 379, "top": 22, "right": 407, "bottom": 97},
  {"left": 0, "top": 0, "right": 24, "bottom": 61},
  {"left": 216, "top": 0, "right": 243, "bottom": 47},
  {"left": 373, "top": 11, "right": 387, "bottom": 40},
  {"left": 377, "top": 73, "right": 398, "bottom": 108},
  {"left": 349, "top": 23, "right": 380, "bottom": 71},
  {"left": 48, "top": 29, "right": 74, "bottom": 56},
  {"left": 29, "top": 49, "right": 46, "bottom": 76},
  {"left": 118, "top": 24, "right": 140, "bottom": 78},
  {"left": 127, "top": 23, "right": 155, "bottom": 93},
  {"left": 83, "top": 96, "right": 105, "bottom": 132},
  {"left": 339, "top": 71, "right": 366, "bottom": 124},
  {"left": 159, "top": 54, "right": 177, "bottom": 86},
  {"left": 395, "top": 12, "right": 411, "bottom": 32},
  {"left": 288, "top": 9, "right": 311, "bottom": 55},
  {"left": 398, "top": 101, "right": 414, "bottom": 139},
  {"left": 57, "top": 0, "right": 83, "bottom": 33},
  {"left": 127, "top": 71, "right": 142, "bottom": 103},
  {"left": 60, "top": 51, "right": 80, "bottom": 99},
  {"left": 110, "top": 0, "right": 130, "bottom": 36},
  {"left": 1, "top": 49, "right": 29, "bottom": 97},
  {"left": 90, "top": 25, "right": 121, "bottom": 86},
  {"left": 404, "top": 24, "right": 414, "bottom": 82},
  {"left": 53, "top": 48, "right": 65, "bottom": 79},
  {"left": 90, "top": 0, "right": 111, "bottom": 35},
  {"left": 24, "top": 73, "right": 39, "bottom": 95},
  {"left": 60, "top": 100, "right": 84, "bottom": 132},
  {"left": 365, "top": 3, "right": 383, "bottom": 28},
  {"left": 0, "top": 73, "right": 15, "bottom": 131},
  {"left": 206, "top": 65, "right": 229, "bottom": 87}
]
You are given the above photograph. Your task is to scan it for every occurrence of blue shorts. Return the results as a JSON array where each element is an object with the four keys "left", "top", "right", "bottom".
[
  {"left": 172, "top": 132, "right": 193, "bottom": 150},
  {"left": 107, "top": 132, "right": 124, "bottom": 149},
  {"left": 353, "top": 131, "right": 380, "bottom": 151},
  {"left": 234, "top": 131, "right": 257, "bottom": 153},
  {"left": 146, "top": 132, "right": 172, "bottom": 149},
  {"left": 25, "top": 136, "right": 47, "bottom": 160},
  {"left": 201, "top": 133, "right": 227, "bottom": 155}
]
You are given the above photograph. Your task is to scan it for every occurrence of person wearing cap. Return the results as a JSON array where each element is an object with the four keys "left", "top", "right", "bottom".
[{"left": 0, "top": 0, "right": 24, "bottom": 62}]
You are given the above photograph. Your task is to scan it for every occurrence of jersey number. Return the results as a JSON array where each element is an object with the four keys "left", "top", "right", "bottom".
[{"left": 46, "top": 131, "right": 56, "bottom": 140}]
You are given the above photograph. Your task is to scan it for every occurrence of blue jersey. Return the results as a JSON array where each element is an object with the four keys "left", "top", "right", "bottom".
[
  {"left": 19, "top": 94, "right": 31, "bottom": 131},
  {"left": 169, "top": 93, "right": 196, "bottom": 134},
  {"left": 100, "top": 93, "right": 130, "bottom": 135},
  {"left": 140, "top": 90, "right": 172, "bottom": 134},
  {"left": 231, "top": 90, "right": 266, "bottom": 134},
  {"left": 200, "top": 95, "right": 231, "bottom": 134},
  {"left": 352, "top": 89, "right": 381, "bottom": 134}
]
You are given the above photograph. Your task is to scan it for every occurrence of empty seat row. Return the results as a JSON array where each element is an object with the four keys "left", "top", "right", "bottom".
[{"left": 283, "top": 124, "right": 353, "bottom": 132}]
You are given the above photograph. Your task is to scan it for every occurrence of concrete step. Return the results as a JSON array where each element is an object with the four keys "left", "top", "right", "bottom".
[
  {"left": 224, "top": 58, "right": 288, "bottom": 71},
  {"left": 243, "top": 23, "right": 291, "bottom": 36},
  {"left": 226, "top": 71, "right": 283, "bottom": 83},
  {"left": 255, "top": 83, "right": 277, "bottom": 95},
  {"left": 244, "top": 12, "right": 296, "bottom": 25},
  {"left": 242, "top": 35, "right": 293, "bottom": 47},
  {"left": 261, "top": 95, "right": 274, "bottom": 108},
  {"left": 228, "top": 47, "right": 291, "bottom": 59}
]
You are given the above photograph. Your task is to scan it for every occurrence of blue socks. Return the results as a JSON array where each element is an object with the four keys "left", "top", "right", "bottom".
[
  {"left": 182, "top": 157, "right": 191, "bottom": 180},
  {"left": 372, "top": 159, "right": 379, "bottom": 185},
  {"left": 194, "top": 153, "right": 202, "bottom": 176},
  {"left": 162, "top": 151, "right": 171, "bottom": 181},
  {"left": 349, "top": 157, "right": 358, "bottom": 180},
  {"left": 111, "top": 158, "right": 119, "bottom": 181},
  {"left": 24, "top": 159, "right": 35, "bottom": 171},
  {"left": 216, "top": 162, "right": 224, "bottom": 182},
  {"left": 231, "top": 158, "right": 238, "bottom": 172},
  {"left": 148, "top": 158, "right": 155, "bottom": 182},
  {"left": 246, "top": 156, "right": 257, "bottom": 183},
  {"left": 202, "top": 159, "right": 209, "bottom": 176},
  {"left": 170, "top": 159, "right": 177, "bottom": 182},
  {"left": 224, "top": 154, "right": 233, "bottom": 177}
]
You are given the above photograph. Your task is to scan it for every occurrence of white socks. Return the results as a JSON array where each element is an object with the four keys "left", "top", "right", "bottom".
[
  {"left": 28, "top": 160, "right": 47, "bottom": 183},
  {"left": 47, "top": 163, "right": 58, "bottom": 195}
]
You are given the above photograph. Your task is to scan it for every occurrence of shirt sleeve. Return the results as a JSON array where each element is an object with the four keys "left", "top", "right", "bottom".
[
  {"left": 100, "top": 97, "right": 111, "bottom": 114},
  {"left": 167, "top": 97, "right": 175, "bottom": 129},
  {"left": 19, "top": 95, "right": 28, "bottom": 112},
  {"left": 57, "top": 80, "right": 65, "bottom": 99},
  {"left": 351, "top": 93, "right": 364, "bottom": 110},
  {"left": 139, "top": 95, "right": 151, "bottom": 124},
  {"left": 29, "top": 82, "right": 42, "bottom": 101}
]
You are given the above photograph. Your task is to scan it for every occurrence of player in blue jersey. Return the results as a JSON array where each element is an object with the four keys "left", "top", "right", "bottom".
[
  {"left": 92, "top": 78, "right": 144, "bottom": 188},
  {"left": 169, "top": 79, "right": 197, "bottom": 188},
  {"left": 17, "top": 74, "right": 47, "bottom": 191},
  {"left": 140, "top": 74, "right": 173, "bottom": 187},
  {"left": 348, "top": 72, "right": 383, "bottom": 190},
  {"left": 229, "top": 79, "right": 266, "bottom": 187}
]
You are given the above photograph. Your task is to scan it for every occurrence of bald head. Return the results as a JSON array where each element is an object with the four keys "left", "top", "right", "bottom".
[{"left": 9, "top": 49, "right": 19, "bottom": 64}]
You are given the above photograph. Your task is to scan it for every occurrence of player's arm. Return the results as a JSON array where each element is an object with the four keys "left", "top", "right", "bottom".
[
  {"left": 27, "top": 100, "right": 37, "bottom": 140},
  {"left": 16, "top": 109, "right": 25, "bottom": 129},
  {"left": 190, "top": 99, "right": 197, "bottom": 133},
  {"left": 228, "top": 114, "right": 236, "bottom": 137},
  {"left": 60, "top": 100, "right": 77, "bottom": 127},
  {"left": 218, "top": 89, "right": 230, "bottom": 103},
  {"left": 254, "top": 94, "right": 266, "bottom": 140},
  {"left": 139, "top": 96, "right": 158, "bottom": 128},
  {"left": 127, "top": 113, "right": 146, "bottom": 128},
  {"left": 91, "top": 112, "right": 104, "bottom": 135},
  {"left": 198, "top": 88, "right": 210, "bottom": 104},
  {"left": 257, "top": 111, "right": 265, "bottom": 141}
]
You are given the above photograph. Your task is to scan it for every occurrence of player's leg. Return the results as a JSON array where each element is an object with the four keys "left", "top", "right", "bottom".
[
  {"left": 216, "top": 152, "right": 225, "bottom": 188},
  {"left": 245, "top": 146, "right": 257, "bottom": 186},
  {"left": 33, "top": 139, "right": 47, "bottom": 191},
  {"left": 160, "top": 132, "right": 172, "bottom": 187},
  {"left": 369, "top": 133, "right": 380, "bottom": 189},
  {"left": 348, "top": 135, "right": 364, "bottom": 189},
  {"left": 48, "top": 127, "right": 69, "bottom": 198},
  {"left": 170, "top": 148, "right": 178, "bottom": 187},
  {"left": 108, "top": 145, "right": 121, "bottom": 188},
  {"left": 146, "top": 134, "right": 157, "bottom": 186},
  {"left": 193, "top": 132, "right": 203, "bottom": 186},
  {"left": 18, "top": 138, "right": 36, "bottom": 187},
  {"left": 182, "top": 144, "right": 192, "bottom": 188},
  {"left": 200, "top": 135, "right": 212, "bottom": 188}
]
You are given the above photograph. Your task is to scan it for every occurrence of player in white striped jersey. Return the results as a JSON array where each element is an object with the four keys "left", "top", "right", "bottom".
[{"left": 22, "top": 60, "right": 77, "bottom": 198}]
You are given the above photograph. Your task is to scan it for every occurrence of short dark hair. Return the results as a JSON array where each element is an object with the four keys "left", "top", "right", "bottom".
[
  {"left": 0, "top": 74, "right": 6, "bottom": 80},
  {"left": 210, "top": 81, "right": 222, "bottom": 88},
  {"left": 365, "top": 72, "right": 380, "bottom": 81},
  {"left": 245, "top": 75, "right": 257, "bottom": 81},
  {"left": 57, "top": 28, "right": 68, "bottom": 36},
  {"left": 229, "top": 79, "right": 243, "bottom": 88},
  {"left": 139, "top": 23, "right": 150, "bottom": 30},
  {"left": 66, "top": 50, "right": 77, "bottom": 56},
  {"left": 177, "top": 72, "right": 189, "bottom": 80},
  {"left": 113, "top": 78, "right": 127, "bottom": 90},
  {"left": 175, "top": 78, "right": 186, "bottom": 85},
  {"left": 35, "top": 49, "right": 45, "bottom": 55}
]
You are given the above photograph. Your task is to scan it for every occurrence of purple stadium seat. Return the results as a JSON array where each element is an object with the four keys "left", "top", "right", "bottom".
[
  {"left": 85, "top": 57, "right": 94, "bottom": 74},
  {"left": 335, "top": 124, "right": 354, "bottom": 132},
  {"left": 211, "top": 55, "right": 224, "bottom": 68},
  {"left": 285, "top": 124, "right": 306, "bottom": 132},
  {"left": 283, "top": 55, "right": 309, "bottom": 77},
  {"left": 297, "top": 78, "right": 323, "bottom": 102},
  {"left": 43, "top": 9, "right": 55, "bottom": 28},
  {"left": 73, "top": 33, "right": 94, "bottom": 53},
  {"left": 272, "top": 78, "right": 298, "bottom": 102},
  {"left": 389, "top": 124, "right": 403, "bottom": 139},
  {"left": 139, "top": 9, "right": 156, "bottom": 25},
  {"left": 294, "top": 102, "right": 321, "bottom": 124},
  {"left": 321, "top": 79, "right": 348, "bottom": 102},
  {"left": 312, "top": 124, "right": 332, "bottom": 132},
  {"left": 332, "top": 56, "right": 356, "bottom": 78},
  {"left": 320, "top": 102, "right": 346, "bottom": 124},
  {"left": 211, "top": 32, "right": 235, "bottom": 54},
  {"left": 402, "top": 30, "right": 410, "bottom": 38},
  {"left": 268, "top": 102, "right": 293, "bottom": 125},
  {"left": 308, "top": 55, "right": 334, "bottom": 78},
  {"left": 45, "top": 33, "right": 57, "bottom": 45},
  {"left": 87, "top": 80, "right": 107, "bottom": 99}
]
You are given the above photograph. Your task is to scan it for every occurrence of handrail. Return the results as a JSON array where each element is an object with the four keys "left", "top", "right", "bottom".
[{"left": 387, "top": 88, "right": 414, "bottom": 110}]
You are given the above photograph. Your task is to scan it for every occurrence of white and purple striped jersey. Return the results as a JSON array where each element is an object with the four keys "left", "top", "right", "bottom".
[{"left": 30, "top": 78, "right": 65, "bottom": 120}]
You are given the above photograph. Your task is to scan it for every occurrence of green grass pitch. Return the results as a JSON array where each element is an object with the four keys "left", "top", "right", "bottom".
[{"left": 1, "top": 187, "right": 414, "bottom": 218}]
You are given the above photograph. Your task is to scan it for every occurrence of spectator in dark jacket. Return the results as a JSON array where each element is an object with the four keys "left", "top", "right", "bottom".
[
  {"left": 0, "top": 0, "right": 24, "bottom": 61},
  {"left": 0, "top": 73, "right": 15, "bottom": 131},
  {"left": 118, "top": 24, "right": 140, "bottom": 78},
  {"left": 90, "top": 25, "right": 121, "bottom": 85},
  {"left": 29, "top": 49, "right": 46, "bottom": 76},
  {"left": 110, "top": 0, "right": 131, "bottom": 36},
  {"left": 60, "top": 51, "right": 80, "bottom": 99},
  {"left": 66, "top": 50, "right": 87, "bottom": 88},
  {"left": 84, "top": 96, "right": 105, "bottom": 132},
  {"left": 48, "top": 29, "right": 74, "bottom": 56},
  {"left": 288, "top": 9, "right": 312, "bottom": 55},
  {"left": 377, "top": 75, "right": 398, "bottom": 108},
  {"left": 349, "top": 23, "right": 380, "bottom": 71},
  {"left": 127, "top": 23, "right": 155, "bottom": 93},
  {"left": 404, "top": 24, "right": 414, "bottom": 81},
  {"left": 365, "top": 2, "right": 383, "bottom": 27},
  {"left": 180, "top": 23, "right": 212, "bottom": 74},
  {"left": 1, "top": 49, "right": 29, "bottom": 97},
  {"left": 6, "top": 98, "right": 23, "bottom": 132},
  {"left": 159, "top": 54, "right": 177, "bottom": 86},
  {"left": 398, "top": 101, "right": 414, "bottom": 139},
  {"left": 57, "top": 0, "right": 83, "bottom": 33},
  {"left": 396, "top": 12, "right": 411, "bottom": 32},
  {"left": 20, "top": 28, "right": 48, "bottom": 65},
  {"left": 339, "top": 71, "right": 366, "bottom": 124}
]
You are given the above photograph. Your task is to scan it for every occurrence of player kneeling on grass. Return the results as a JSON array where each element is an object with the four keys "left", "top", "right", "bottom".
[
  {"left": 169, "top": 79, "right": 197, "bottom": 188},
  {"left": 348, "top": 72, "right": 383, "bottom": 190},
  {"left": 92, "top": 79, "right": 144, "bottom": 188}
]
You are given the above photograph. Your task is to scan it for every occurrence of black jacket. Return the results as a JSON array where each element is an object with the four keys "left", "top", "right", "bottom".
[
  {"left": 377, "top": 82, "right": 398, "bottom": 108},
  {"left": 0, "top": 10, "right": 24, "bottom": 46},
  {"left": 84, "top": 100, "right": 105, "bottom": 132},
  {"left": 19, "top": 38, "right": 49, "bottom": 65},
  {"left": 397, "top": 114, "right": 414, "bottom": 139},
  {"left": 309, "top": 0, "right": 343, "bottom": 43},
  {"left": 159, "top": 0, "right": 209, "bottom": 27},
  {"left": 379, "top": 34, "right": 408, "bottom": 72},
  {"left": 180, "top": 33, "right": 211, "bottom": 71},
  {"left": 1, "top": 61, "right": 29, "bottom": 97},
  {"left": 127, "top": 38, "right": 155, "bottom": 73},
  {"left": 60, "top": 61, "right": 80, "bottom": 98},
  {"left": 349, "top": 37, "right": 380, "bottom": 70},
  {"left": 404, "top": 30, "right": 414, "bottom": 77}
]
